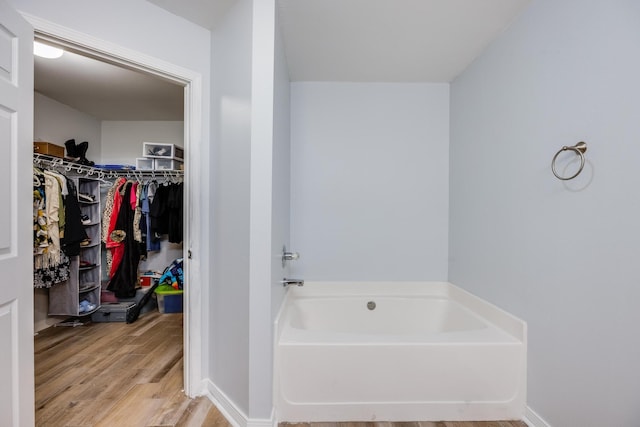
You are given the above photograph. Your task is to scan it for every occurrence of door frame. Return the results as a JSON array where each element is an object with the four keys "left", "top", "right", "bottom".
[{"left": 25, "top": 13, "right": 204, "bottom": 397}]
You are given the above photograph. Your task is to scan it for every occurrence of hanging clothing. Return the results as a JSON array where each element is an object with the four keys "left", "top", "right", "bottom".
[
  {"left": 167, "top": 183, "right": 183, "bottom": 244},
  {"left": 107, "top": 182, "right": 141, "bottom": 298},
  {"left": 149, "top": 182, "right": 183, "bottom": 244},
  {"left": 33, "top": 168, "right": 49, "bottom": 254},
  {"left": 141, "top": 182, "right": 161, "bottom": 253},
  {"left": 41, "top": 170, "right": 62, "bottom": 267},
  {"left": 60, "top": 179, "right": 88, "bottom": 257},
  {"left": 34, "top": 252, "right": 70, "bottom": 288},
  {"left": 102, "top": 177, "right": 125, "bottom": 244},
  {"left": 107, "top": 181, "right": 129, "bottom": 279},
  {"left": 132, "top": 181, "right": 142, "bottom": 243},
  {"left": 33, "top": 168, "right": 71, "bottom": 288},
  {"left": 103, "top": 178, "right": 127, "bottom": 276},
  {"left": 47, "top": 170, "right": 67, "bottom": 237},
  {"left": 149, "top": 183, "right": 169, "bottom": 241}
]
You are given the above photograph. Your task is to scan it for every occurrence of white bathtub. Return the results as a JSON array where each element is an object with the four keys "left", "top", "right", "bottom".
[{"left": 273, "top": 282, "right": 526, "bottom": 422}]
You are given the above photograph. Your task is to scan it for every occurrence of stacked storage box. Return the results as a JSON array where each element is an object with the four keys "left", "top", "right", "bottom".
[{"left": 136, "top": 142, "right": 184, "bottom": 171}]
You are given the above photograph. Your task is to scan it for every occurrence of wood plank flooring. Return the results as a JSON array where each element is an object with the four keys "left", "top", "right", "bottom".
[
  {"left": 35, "top": 311, "right": 527, "bottom": 427},
  {"left": 35, "top": 311, "right": 229, "bottom": 427}
]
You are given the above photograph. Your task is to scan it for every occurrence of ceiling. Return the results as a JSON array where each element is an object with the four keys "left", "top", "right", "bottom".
[
  {"left": 34, "top": 46, "right": 184, "bottom": 121},
  {"left": 149, "top": 0, "right": 531, "bottom": 82},
  {"left": 278, "top": 0, "right": 530, "bottom": 82},
  {"left": 34, "top": 0, "right": 530, "bottom": 120}
]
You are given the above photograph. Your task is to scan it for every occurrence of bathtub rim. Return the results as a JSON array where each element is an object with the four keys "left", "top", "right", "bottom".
[{"left": 275, "top": 281, "right": 526, "bottom": 343}]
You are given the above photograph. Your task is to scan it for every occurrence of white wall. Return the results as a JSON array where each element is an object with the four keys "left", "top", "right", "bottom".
[
  {"left": 244, "top": 0, "right": 292, "bottom": 419},
  {"left": 449, "top": 0, "right": 640, "bottom": 426},
  {"left": 100, "top": 121, "right": 183, "bottom": 166},
  {"left": 211, "top": 0, "right": 291, "bottom": 419},
  {"left": 270, "top": 2, "right": 290, "bottom": 330},
  {"left": 210, "top": 0, "right": 253, "bottom": 415},
  {"left": 248, "top": 0, "right": 282, "bottom": 419},
  {"left": 12, "top": 0, "right": 211, "bottom": 74},
  {"left": 33, "top": 92, "right": 102, "bottom": 332},
  {"left": 267, "top": 9, "right": 291, "bottom": 411},
  {"left": 290, "top": 82, "right": 449, "bottom": 281},
  {"left": 34, "top": 92, "right": 102, "bottom": 160}
]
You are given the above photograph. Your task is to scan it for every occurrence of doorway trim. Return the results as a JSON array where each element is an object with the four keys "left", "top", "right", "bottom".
[{"left": 24, "top": 13, "right": 204, "bottom": 397}]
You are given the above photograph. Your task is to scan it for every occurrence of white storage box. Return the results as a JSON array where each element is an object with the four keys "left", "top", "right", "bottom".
[
  {"left": 136, "top": 158, "right": 154, "bottom": 170},
  {"left": 154, "top": 158, "right": 184, "bottom": 171},
  {"left": 143, "top": 142, "right": 184, "bottom": 160}
]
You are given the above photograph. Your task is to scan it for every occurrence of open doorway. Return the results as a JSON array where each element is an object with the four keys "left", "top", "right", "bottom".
[
  {"left": 32, "top": 37, "right": 186, "bottom": 330},
  {"left": 31, "top": 31, "right": 201, "bottom": 423}
]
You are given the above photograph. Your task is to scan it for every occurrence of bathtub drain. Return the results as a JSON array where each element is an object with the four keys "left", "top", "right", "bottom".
[{"left": 367, "top": 301, "right": 376, "bottom": 310}]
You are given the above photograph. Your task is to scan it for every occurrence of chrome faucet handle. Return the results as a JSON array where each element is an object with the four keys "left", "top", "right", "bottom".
[
  {"left": 282, "top": 245, "right": 300, "bottom": 267},
  {"left": 283, "top": 252, "right": 299, "bottom": 261}
]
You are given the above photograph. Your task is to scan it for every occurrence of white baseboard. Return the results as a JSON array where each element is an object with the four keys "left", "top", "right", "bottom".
[
  {"left": 201, "top": 378, "right": 247, "bottom": 427},
  {"left": 247, "top": 412, "right": 275, "bottom": 427},
  {"left": 524, "top": 406, "right": 552, "bottom": 427},
  {"left": 201, "top": 381, "right": 548, "bottom": 427},
  {"left": 201, "top": 378, "right": 275, "bottom": 427}
]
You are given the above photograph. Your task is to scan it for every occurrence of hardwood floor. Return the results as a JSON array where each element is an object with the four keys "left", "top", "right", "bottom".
[
  {"left": 35, "top": 311, "right": 527, "bottom": 427},
  {"left": 34, "top": 311, "right": 229, "bottom": 427}
]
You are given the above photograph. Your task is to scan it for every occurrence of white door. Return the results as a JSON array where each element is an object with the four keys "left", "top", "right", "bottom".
[{"left": 0, "top": 1, "right": 34, "bottom": 426}]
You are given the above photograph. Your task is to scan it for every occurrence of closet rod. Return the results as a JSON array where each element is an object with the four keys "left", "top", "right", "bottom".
[{"left": 33, "top": 153, "right": 184, "bottom": 182}]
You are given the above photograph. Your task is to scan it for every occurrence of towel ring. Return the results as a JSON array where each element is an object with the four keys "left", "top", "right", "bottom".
[{"left": 552, "top": 141, "right": 587, "bottom": 180}]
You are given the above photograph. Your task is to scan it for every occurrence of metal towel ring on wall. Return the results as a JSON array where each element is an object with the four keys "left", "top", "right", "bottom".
[{"left": 551, "top": 141, "right": 588, "bottom": 180}]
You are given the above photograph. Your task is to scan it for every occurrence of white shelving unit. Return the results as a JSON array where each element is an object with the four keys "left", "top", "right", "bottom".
[{"left": 48, "top": 177, "right": 102, "bottom": 319}]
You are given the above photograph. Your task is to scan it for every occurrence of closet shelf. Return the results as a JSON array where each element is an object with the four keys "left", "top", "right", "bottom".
[
  {"left": 44, "top": 174, "right": 103, "bottom": 320},
  {"left": 33, "top": 153, "right": 184, "bottom": 182},
  {"left": 79, "top": 283, "right": 101, "bottom": 293}
]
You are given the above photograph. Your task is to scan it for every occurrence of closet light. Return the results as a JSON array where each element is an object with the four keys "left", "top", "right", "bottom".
[{"left": 33, "top": 41, "right": 63, "bottom": 59}]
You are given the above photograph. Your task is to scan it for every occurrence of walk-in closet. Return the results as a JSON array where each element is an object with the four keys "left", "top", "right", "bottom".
[{"left": 32, "top": 39, "right": 193, "bottom": 425}]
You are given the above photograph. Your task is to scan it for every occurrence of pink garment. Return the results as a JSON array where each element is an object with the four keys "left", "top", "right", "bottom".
[
  {"left": 106, "top": 179, "right": 127, "bottom": 278},
  {"left": 130, "top": 182, "right": 138, "bottom": 210}
]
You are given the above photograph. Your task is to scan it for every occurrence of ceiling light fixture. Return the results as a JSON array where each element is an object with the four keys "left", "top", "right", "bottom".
[{"left": 33, "top": 41, "right": 63, "bottom": 59}]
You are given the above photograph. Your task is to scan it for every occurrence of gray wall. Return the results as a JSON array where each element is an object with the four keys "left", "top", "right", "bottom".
[
  {"left": 100, "top": 121, "right": 183, "bottom": 166},
  {"left": 34, "top": 92, "right": 102, "bottom": 160},
  {"left": 210, "top": 0, "right": 253, "bottom": 414},
  {"left": 290, "top": 82, "right": 450, "bottom": 281},
  {"left": 449, "top": 0, "right": 640, "bottom": 425}
]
